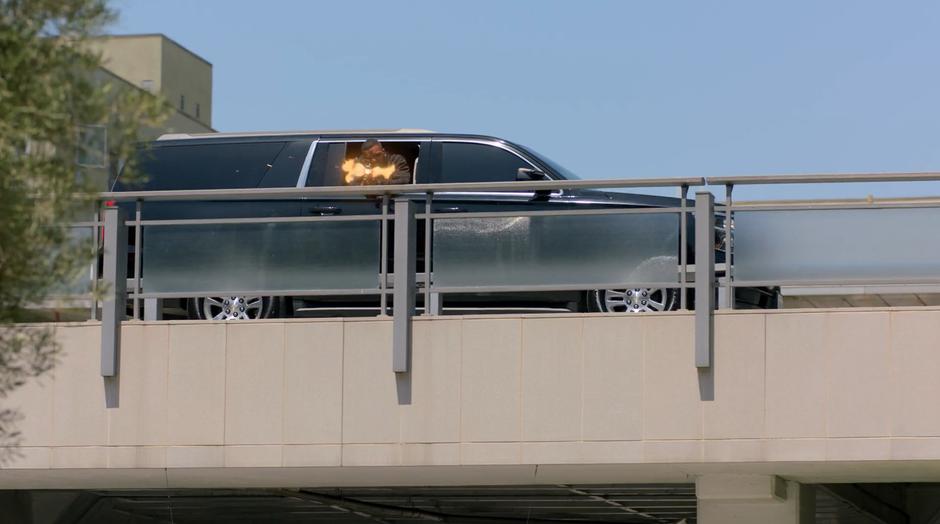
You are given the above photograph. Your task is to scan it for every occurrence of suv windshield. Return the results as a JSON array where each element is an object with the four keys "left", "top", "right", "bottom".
[{"left": 516, "top": 145, "right": 582, "bottom": 180}]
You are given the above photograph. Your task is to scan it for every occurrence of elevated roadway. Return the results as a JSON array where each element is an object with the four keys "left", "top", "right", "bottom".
[{"left": 6, "top": 308, "right": 940, "bottom": 522}]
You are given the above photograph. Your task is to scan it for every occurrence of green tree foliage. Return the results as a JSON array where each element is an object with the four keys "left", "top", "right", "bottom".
[{"left": 0, "top": 0, "right": 168, "bottom": 456}]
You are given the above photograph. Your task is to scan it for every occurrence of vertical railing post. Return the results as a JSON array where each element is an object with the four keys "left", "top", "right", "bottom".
[
  {"left": 423, "top": 192, "right": 434, "bottom": 315},
  {"left": 679, "top": 184, "right": 689, "bottom": 310},
  {"left": 379, "top": 195, "right": 390, "bottom": 316},
  {"left": 101, "top": 205, "right": 127, "bottom": 377},
  {"left": 143, "top": 298, "right": 162, "bottom": 321},
  {"left": 89, "top": 202, "right": 100, "bottom": 321},
  {"left": 719, "top": 184, "right": 734, "bottom": 310},
  {"left": 694, "top": 192, "right": 715, "bottom": 368},
  {"left": 132, "top": 200, "right": 142, "bottom": 320},
  {"left": 393, "top": 197, "right": 416, "bottom": 373}
]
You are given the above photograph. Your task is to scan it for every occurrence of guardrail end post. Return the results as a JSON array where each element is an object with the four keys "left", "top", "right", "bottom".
[
  {"left": 393, "top": 198, "right": 416, "bottom": 373},
  {"left": 694, "top": 192, "right": 715, "bottom": 368},
  {"left": 101, "top": 205, "right": 127, "bottom": 377}
]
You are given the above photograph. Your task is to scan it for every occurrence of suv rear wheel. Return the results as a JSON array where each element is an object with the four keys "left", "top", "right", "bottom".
[
  {"left": 588, "top": 288, "right": 678, "bottom": 313},
  {"left": 188, "top": 296, "right": 277, "bottom": 320}
]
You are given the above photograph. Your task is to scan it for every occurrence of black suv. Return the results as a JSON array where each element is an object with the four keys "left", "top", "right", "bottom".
[{"left": 112, "top": 130, "right": 773, "bottom": 320}]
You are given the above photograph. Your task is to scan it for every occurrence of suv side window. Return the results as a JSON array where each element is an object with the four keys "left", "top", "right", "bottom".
[
  {"left": 305, "top": 142, "right": 349, "bottom": 187},
  {"left": 436, "top": 142, "right": 532, "bottom": 183},
  {"left": 120, "top": 142, "right": 286, "bottom": 190},
  {"left": 258, "top": 140, "right": 311, "bottom": 188},
  {"left": 307, "top": 141, "right": 421, "bottom": 186}
]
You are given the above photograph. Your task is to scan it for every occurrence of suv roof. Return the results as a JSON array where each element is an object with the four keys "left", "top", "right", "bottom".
[
  {"left": 150, "top": 130, "right": 522, "bottom": 150},
  {"left": 156, "top": 129, "right": 438, "bottom": 141}
]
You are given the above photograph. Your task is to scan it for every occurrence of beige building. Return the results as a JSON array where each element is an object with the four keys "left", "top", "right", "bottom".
[
  {"left": 64, "top": 34, "right": 216, "bottom": 193},
  {"left": 89, "top": 33, "right": 215, "bottom": 138}
]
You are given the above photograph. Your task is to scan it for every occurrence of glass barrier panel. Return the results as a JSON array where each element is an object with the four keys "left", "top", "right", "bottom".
[
  {"left": 734, "top": 208, "right": 940, "bottom": 282},
  {"left": 433, "top": 213, "right": 679, "bottom": 288},
  {"left": 142, "top": 221, "right": 380, "bottom": 293}
]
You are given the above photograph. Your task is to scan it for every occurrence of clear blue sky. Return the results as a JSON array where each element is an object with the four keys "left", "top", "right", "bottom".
[{"left": 113, "top": 0, "right": 940, "bottom": 199}]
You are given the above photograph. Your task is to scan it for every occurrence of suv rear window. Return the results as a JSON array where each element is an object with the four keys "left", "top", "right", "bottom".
[
  {"left": 436, "top": 142, "right": 532, "bottom": 183},
  {"left": 116, "top": 142, "right": 286, "bottom": 190}
]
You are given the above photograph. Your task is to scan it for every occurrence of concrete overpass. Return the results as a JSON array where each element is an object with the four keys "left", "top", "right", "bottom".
[
  {"left": 6, "top": 308, "right": 940, "bottom": 522},
  {"left": 11, "top": 172, "right": 940, "bottom": 522}
]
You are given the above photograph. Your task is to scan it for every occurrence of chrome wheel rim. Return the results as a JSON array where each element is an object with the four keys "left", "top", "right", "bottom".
[
  {"left": 202, "top": 296, "right": 264, "bottom": 320},
  {"left": 601, "top": 288, "right": 673, "bottom": 313}
]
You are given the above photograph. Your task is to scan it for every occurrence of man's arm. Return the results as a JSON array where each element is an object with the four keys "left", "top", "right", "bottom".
[{"left": 389, "top": 154, "right": 412, "bottom": 184}]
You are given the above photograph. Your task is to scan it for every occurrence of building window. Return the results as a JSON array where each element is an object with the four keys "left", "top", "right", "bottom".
[
  {"left": 196, "top": 103, "right": 200, "bottom": 119},
  {"left": 77, "top": 125, "right": 108, "bottom": 168},
  {"left": 179, "top": 94, "right": 185, "bottom": 112}
]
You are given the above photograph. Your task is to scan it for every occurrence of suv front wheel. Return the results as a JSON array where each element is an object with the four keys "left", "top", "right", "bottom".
[
  {"left": 188, "top": 296, "right": 278, "bottom": 320},
  {"left": 588, "top": 288, "right": 678, "bottom": 313}
]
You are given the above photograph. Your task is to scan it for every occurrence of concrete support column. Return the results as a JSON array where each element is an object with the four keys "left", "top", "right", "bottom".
[{"left": 696, "top": 475, "right": 815, "bottom": 524}]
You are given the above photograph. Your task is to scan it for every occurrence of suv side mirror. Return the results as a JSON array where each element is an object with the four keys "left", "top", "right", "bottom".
[{"left": 517, "top": 167, "right": 550, "bottom": 181}]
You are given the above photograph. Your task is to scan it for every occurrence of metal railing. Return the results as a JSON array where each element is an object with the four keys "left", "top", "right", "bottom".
[
  {"left": 85, "top": 176, "right": 706, "bottom": 377},
  {"left": 707, "top": 171, "right": 940, "bottom": 309},
  {"left": 59, "top": 171, "right": 940, "bottom": 379}
]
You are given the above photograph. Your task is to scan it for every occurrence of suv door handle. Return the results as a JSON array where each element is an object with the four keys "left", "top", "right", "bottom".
[{"left": 308, "top": 205, "right": 341, "bottom": 215}]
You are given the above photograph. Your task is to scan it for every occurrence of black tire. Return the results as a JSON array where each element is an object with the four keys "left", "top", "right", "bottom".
[
  {"left": 187, "top": 296, "right": 278, "bottom": 320},
  {"left": 587, "top": 288, "right": 679, "bottom": 313}
]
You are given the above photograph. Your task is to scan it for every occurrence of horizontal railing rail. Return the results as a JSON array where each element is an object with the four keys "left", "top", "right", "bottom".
[
  {"left": 100, "top": 176, "right": 706, "bottom": 202},
  {"left": 707, "top": 171, "right": 940, "bottom": 185}
]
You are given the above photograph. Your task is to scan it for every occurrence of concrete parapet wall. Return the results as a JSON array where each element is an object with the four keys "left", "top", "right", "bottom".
[{"left": 4, "top": 308, "right": 940, "bottom": 488}]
